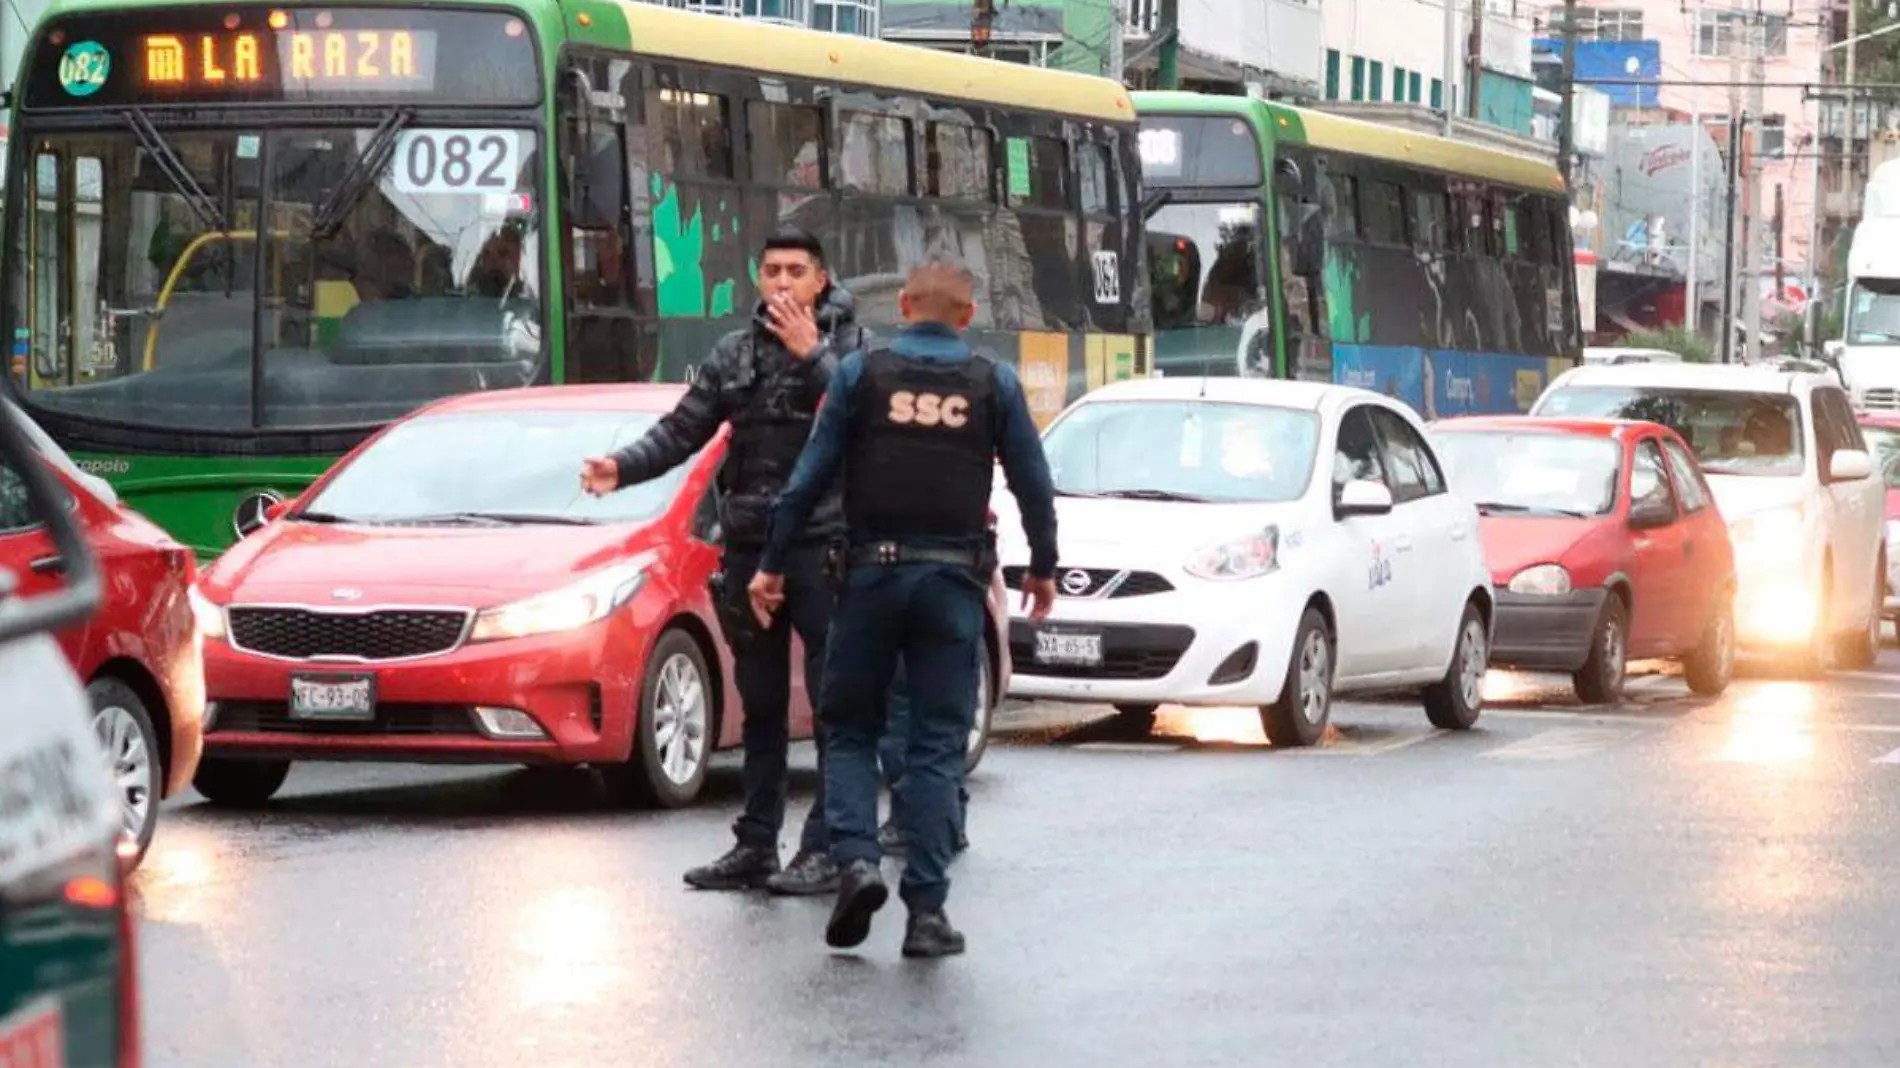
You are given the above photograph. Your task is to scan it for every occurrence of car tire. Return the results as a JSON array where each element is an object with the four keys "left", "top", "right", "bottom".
[
  {"left": 1833, "top": 550, "right": 1884, "bottom": 670},
  {"left": 1424, "top": 600, "right": 1487, "bottom": 730},
  {"left": 1684, "top": 594, "right": 1736, "bottom": 697},
  {"left": 612, "top": 628, "right": 713, "bottom": 809},
  {"left": 192, "top": 757, "right": 291, "bottom": 807},
  {"left": 1572, "top": 595, "right": 1628, "bottom": 705},
  {"left": 88, "top": 678, "right": 162, "bottom": 867},
  {"left": 965, "top": 645, "right": 995, "bottom": 776},
  {"left": 1111, "top": 703, "right": 1160, "bottom": 734},
  {"left": 1259, "top": 607, "right": 1333, "bottom": 748}
]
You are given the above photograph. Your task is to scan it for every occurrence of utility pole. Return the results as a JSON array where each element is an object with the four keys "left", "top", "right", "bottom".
[
  {"left": 1467, "top": 0, "right": 1484, "bottom": 122},
  {"left": 1107, "top": 0, "right": 1125, "bottom": 83},
  {"left": 1156, "top": 0, "right": 1179, "bottom": 89},
  {"left": 1741, "top": 7, "right": 1765, "bottom": 362},
  {"left": 1557, "top": 0, "right": 1577, "bottom": 184},
  {"left": 1840, "top": 0, "right": 1860, "bottom": 310},
  {"left": 1444, "top": 0, "right": 1461, "bottom": 137},
  {"left": 1775, "top": 181, "right": 1786, "bottom": 303},
  {"left": 1722, "top": 111, "right": 1744, "bottom": 363}
]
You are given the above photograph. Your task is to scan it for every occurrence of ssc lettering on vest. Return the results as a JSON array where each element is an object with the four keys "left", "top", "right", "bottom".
[{"left": 886, "top": 390, "right": 971, "bottom": 428}]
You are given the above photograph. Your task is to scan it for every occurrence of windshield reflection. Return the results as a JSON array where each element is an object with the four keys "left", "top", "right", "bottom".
[
  {"left": 305, "top": 411, "right": 687, "bottom": 526},
  {"left": 1044, "top": 400, "right": 1317, "bottom": 504},
  {"left": 7, "top": 123, "right": 542, "bottom": 433},
  {"left": 1536, "top": 386, "right": 1804, "bottom": 477},
  {"left": 1433, "top": 430, "right": 1620, "bottom": 516}
]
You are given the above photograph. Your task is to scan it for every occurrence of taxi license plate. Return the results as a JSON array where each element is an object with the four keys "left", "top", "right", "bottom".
[
  {"left": 0, "top": 998, "right": 64, "bottom": 1068},
  {"left": 288, "top": 674, "right": 375, "bottom": 721},
  {"left": 1034, "top": 630, "right": 1102, "bottom": 667}
]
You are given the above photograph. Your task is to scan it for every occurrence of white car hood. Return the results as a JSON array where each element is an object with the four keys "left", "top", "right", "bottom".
[
  {"left": 1703, "top": 471, "right": 1809, "bottom": 523},
  {"left": 991, "top": 492, "right": 1292, "bottom": 569}
]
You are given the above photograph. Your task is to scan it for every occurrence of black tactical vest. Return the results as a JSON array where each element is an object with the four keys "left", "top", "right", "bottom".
[{"left": 844, "top": 348, "right": 997, "bottom": 541}]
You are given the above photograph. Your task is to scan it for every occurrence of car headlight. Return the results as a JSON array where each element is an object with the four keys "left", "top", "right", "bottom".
[
  {"left": 469, "top": 561, "right": 648, "bottom": 642},
  {"left": 188, "top": 585, "right": 226, "bottom": 641},
  {"left": 1730, "top": 503, "right": 1805, "bottom": 546},
  {"left": 1185, "top": 527, "right": 1279, "bottom": 580},
  {"left": 1507, "top": 563, "right": 1572, "bottom": 596}
]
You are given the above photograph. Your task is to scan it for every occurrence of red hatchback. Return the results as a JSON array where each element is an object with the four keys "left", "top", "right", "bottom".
[
  {"left": 191, "top": 385, "right": 1012, "bottom": 808},
  {"left": 1431, "top": 416, "right": 1737, "bottom": 703},
  {"left": 0, "top": 404, "right": 204, "bottom": 868}
]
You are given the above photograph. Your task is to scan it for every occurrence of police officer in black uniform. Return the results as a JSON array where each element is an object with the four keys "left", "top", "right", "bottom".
[
  {"left": 580, "top": 228, "right": 864, "bottom": 896},
  {"left": 749, "top": 254, "right": 1058, "bottom": 957}
]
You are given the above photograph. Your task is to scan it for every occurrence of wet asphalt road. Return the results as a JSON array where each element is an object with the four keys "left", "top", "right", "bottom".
[{"left": 133, "top": 653, "right": 1900, "bottom": 1068}]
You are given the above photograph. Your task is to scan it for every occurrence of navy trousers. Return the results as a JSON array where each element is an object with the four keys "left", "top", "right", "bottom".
[
  {"left": 822, "top": 561, "right": 985, "bottom": 912},
  {"left": 721, "top": 545, "right": 831, "bottom": 855},
  {"left": 880, "top": 660, "right": 971, "bottom": 834}
]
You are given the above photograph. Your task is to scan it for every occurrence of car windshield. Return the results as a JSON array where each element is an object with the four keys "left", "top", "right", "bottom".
[
  {"left": 1534, "top": 385, "right": 1804, "bottom": 477},
  {"left": 304, "top": 410, "right": 686, "bottom": 525},
  {"left": 1043, "top": 399, "right": 1319, "bottom": 503},
  {"left": 1431, "top": 429, "right": 1621, "bottom": 516},
  {"left": 9, "top": 121, "right": 541, "bottom": 433},
  {"left": 1859, "top": 424, "right": 1900, "bottom": 488}
]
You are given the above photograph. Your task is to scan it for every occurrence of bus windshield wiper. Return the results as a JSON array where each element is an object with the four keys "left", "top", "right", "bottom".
[
  {"left": 311, "top": 108, "right": 413, "bottom": 239},
  {"left": 123, "top": 108, "right": 224, "bottom": 231}
]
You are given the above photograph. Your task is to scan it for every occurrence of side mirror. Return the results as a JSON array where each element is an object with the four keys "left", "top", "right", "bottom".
[
  {"left": 1830, "top": 448, "right": 1874, "bottom": 482},
  {"left": 1824, "top": 338, "right": 1844, "bottom": 364},
  {"left": 1628, "top": 495, "right": 1675, "bottom": 529},
  {"left": 1294, "top": 206, "right": 1324, "bottom": 278},
  {"left": 1335, "top": 479, "right": 1393, "bottom": 518}
]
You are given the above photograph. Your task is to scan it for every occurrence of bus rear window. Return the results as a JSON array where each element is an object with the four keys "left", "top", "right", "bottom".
[
  {"left": 21, "top": 6, "right": 540, "bottom": 108},
  {"left": 1137, "top": 115, "right": 1262, "bottom": 188}
]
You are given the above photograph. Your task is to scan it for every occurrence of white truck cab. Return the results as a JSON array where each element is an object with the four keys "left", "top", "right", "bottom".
[{"left": 1837, "top": 165, "right": 1900, "bottom": 410}]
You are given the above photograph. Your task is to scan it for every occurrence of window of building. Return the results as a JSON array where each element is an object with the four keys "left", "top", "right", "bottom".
[
  {"left": 1759, "top": 113, "right": 1786, "bottom": 159},
  {"left": 1351, "top": 56, "right": 1365, "bottom": 102},
  {"left": 1546, "top": 6, "right": 1644, "bottom": 42},
  {"left": 1369, "top": 60, "right": 1384, "bottom": 102},
  {"left": 1408, "top": 71, "right": 1422, "bottom": 103},
  {"left": 811, "top": 0, "right": 878, "bottom": 35},
  {"left": 1326, "top": 49, "right": 1341, "bottom": 100},
  {"left": 1393, "top": 65, "right": 1408, "bottom": 102},
  {"left": 1694, "top": 12, "right": 1787, "bottom": 58}
]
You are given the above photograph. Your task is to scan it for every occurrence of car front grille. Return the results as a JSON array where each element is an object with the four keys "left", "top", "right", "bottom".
[
  {"left": 1002, "top": 566, "right": 1175, "bottom": 598},
  {"left": 228, "top": 607, "right": 470, "bottom": 661},
  {"left": 208, "top": 701, "right": 480, "bottom": 736},
  {"left": 1863, "top": 388, "right": 1900, "bottom": 411}
]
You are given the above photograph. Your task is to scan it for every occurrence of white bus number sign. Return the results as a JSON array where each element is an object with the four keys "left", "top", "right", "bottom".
[{"left": 391, "top": 129, "right": 522, "bottom": 194}]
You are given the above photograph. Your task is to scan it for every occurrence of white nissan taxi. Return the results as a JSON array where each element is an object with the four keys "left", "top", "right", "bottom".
[
  {"left": 992, "top": 377, "right": 1494, "bottom": 746},
  {"left": 1532, "top": 362, "right": 1886, "bottom": 673}
]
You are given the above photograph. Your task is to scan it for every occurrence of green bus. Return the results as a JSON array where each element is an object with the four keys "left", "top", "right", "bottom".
[
  {"left": 1133, "top": 91, "right": 1581, "bottom": 414},
  {"left": 2, "top": 0, "right": 1149, "bottom": 556}
]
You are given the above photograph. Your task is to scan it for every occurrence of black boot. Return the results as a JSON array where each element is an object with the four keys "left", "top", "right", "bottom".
[
  {"left": 902, "top": 909, "right": 966, "bottom": 958},
  {"left": 764, "top": 848, "right": 839, "bottom": 896},
  {"left": 683, "top": 842, "right": 779, "bottom": 890},
  {"left": 824, "top": 860, "right": 888, "bottom": 948}
]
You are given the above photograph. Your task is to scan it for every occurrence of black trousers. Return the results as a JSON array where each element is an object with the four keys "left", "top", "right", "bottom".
[{"left": 719, "top": 543, "right": 834, "bottom": 854}]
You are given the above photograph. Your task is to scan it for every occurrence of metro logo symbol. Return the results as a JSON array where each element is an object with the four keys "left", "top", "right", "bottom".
[
  {"left": 142, "top": 33, "right": 262, "bottom": 83},
  {"left": 887, "top": 390, "right": 969, "bottom": 428},
  {"left": 145, "top": 35, "right": 184, "bottom": 81}
]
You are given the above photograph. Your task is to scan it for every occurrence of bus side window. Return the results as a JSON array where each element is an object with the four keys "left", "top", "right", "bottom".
[{"left": 561, "top": 57, "right": 646, "bottom": 384}]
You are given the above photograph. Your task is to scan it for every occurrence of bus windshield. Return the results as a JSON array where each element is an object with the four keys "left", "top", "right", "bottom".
[
  {"left": 1146, "top": 200, "right": 1268, "bottom": 377},
  {"left": 8, "top": 121, "right": 541, "bottom": 432}
]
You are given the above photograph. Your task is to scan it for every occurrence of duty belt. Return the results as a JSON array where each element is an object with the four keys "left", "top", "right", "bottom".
[{"left": 847, "top": 541, "right": 983, "bottom": 569}]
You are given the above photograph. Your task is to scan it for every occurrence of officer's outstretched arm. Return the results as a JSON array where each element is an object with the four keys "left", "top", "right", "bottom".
[
  {"left": 991, "top": 363, "right": 1060, "bottom": 579},
  {"left": 606, "top": 361, "right": 727, "bottom": 489},
  {"left": 759, "top": 354, "right": 861, "bottom": 575}
]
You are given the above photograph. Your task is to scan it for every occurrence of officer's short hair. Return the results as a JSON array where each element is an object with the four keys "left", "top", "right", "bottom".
[
  {"left": 761, "top": 227, "right": 827, "bottom": 267},
  {"left": 904, "top": 253, "right": 976, "bottom": 316}
]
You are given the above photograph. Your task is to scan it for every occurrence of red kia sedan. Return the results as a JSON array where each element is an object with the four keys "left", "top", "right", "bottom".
[
  {"left": 1431, "top": 416, "right": 1737, "bottom": 704},
  {"left": 1854, "top": 412, "right": 1900, "bottom": 636},
  {"left": 191, "top": 385, "right": 1012, "bottom": 808},
  {"left": 1, "top": 404, "right": 204, "bottom": 868}
]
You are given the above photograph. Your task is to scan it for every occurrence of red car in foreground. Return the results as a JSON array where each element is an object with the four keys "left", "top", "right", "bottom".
[
  {"left": 1430, "top": 416, "right": 1736, "bottom": 703},
  {"left": 191, "top": 385, "right": 1011, "bottom": 808},
  {"left": 1, "top": 404, "right": 204, "bottom": 867},
  {"left": 1854, "top": 411, "right": 1900, "bottom": 636}
]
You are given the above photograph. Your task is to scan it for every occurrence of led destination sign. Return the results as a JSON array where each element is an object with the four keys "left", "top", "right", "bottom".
[{"left": 24, "top": 7, "right": 538, "bottom": 107}]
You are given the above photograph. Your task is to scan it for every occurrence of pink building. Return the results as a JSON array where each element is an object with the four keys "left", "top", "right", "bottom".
[{"left": 1550, "top": 1, "right": 1828, "bottom": 299}]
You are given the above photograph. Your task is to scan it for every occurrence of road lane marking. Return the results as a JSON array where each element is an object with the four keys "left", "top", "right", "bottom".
[
  {"left": 1874, "top": 745, "right": 1900, "bottom": 764},
  {"left": 1481, "top": 727, "right": 1626, "bottom": 760},
  {"left": 1483, "top": 708, "right": 1677, "bottom": 725},
  {"left": 1073, "top": 742, "right": 1182, "bottom": 753},
  {"left": 1296, "top": 729, "right": 1441, "bottom": 756}
]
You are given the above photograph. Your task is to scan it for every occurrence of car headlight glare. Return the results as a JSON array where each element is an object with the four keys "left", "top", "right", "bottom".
[
  {"left": 1507, "top": 563, "right": 1572, "bottom": 596},
  {"left": 1731, "top": 504, "right": 1805, "bottom": 546},
  {"left": 470, "top": 561, "right": 648, "bottom": 642},
  {"left": 1185, "top": 527, "right": 1279, "bottom": 580},
  {"left": 188, "top": 585, "right": 227, "bottom": 641}
]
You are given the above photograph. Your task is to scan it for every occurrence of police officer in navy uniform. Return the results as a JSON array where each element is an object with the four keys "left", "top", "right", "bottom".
[
  {"left": 748, "top": 254, "right": 1058, "bottom": 957},
  {"left": 580, "top": 228, "right": 863, "bottom": 896}
]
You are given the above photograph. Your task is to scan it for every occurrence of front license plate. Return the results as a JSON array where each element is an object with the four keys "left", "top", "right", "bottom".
[
  {"left": 0, "top": 998, "right": 64, "bottom": 1068},
  {"left": 288, "top": 674, "right": 375, "bottom": 721},
  {"left": 1034, "top": 629, "right": 1103, "bottom": 667}
]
